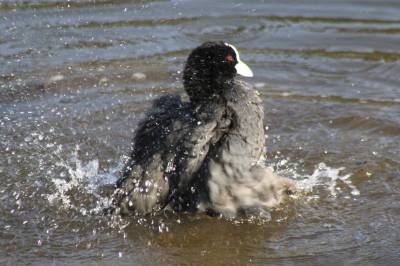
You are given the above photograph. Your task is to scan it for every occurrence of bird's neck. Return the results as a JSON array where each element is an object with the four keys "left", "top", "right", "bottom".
[{"left": 185, "top": 79, "right": 233, "bottom": 105}]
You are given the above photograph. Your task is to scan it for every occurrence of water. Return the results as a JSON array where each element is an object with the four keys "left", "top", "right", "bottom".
[{"left": 1, "top": 0, "right": 400, "bottom": 265}]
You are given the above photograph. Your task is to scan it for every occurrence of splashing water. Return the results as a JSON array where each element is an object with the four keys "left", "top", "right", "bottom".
[
  {"left": 46, "top": 145, "right": 119, "bottom": 215},
  {"left": 272, "top": 159, "right": 360, "bottom": 199},
  {"left": 45, "top": 144, "right": 359, "bottom": 227},
  {"left": 297, "top": 162, "right": 360, "bottom": 197}
]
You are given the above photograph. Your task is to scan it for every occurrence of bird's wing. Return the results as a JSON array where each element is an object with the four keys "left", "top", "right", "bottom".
[
  {"left": 174, "top": 117, "right": 219, "bottom": 189},
  {"left": 164, "top": 102, "right": 232, "bottom": 212},
  {"left": 114, "top": 94, "right": 194, "bottom": 214},
  {"left": 113, "top": 95, "right": 229, "bottom": 215}
]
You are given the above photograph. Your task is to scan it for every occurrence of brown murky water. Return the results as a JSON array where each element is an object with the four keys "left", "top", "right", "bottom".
[{"left": 1, "top": 0, "right": 400, "bottom": 265}]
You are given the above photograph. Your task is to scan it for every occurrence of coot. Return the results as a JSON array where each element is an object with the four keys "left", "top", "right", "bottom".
[{"left": 112, "top": 41, "right": 294, "bottom": 217}]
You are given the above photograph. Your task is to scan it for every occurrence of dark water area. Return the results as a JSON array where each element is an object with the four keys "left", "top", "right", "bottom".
[{"left": 1, "top": 0, "right": 400, "bottom": 265}]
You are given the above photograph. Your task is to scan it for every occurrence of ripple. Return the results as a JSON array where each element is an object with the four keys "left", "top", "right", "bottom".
[
  {"left": 331, "top": 115, "right": 400, "bottom": 136},
  {"left": 325, "top": 27, "right": 400, "bottom": 34},
  {"left": 0, "top": 0, "right": 148, "bottom": 11},
  {"left": 245, "top": 15, "right": 400, "bottom": 25},
  {"left": 246, "top": 48, "right": 400, "bottom": 62},
  {"left": 74, "top": 17, "right": 199, "bottom": 29},
  {"left": 261, "top": 92, "right": 400, "bottom": 107},
  {"left": 2, "top": 1, "right": 400, "bottom": 265}
]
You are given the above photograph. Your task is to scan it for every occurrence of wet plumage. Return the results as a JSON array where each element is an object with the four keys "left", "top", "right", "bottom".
[{"left": 112, "top": 41, "right": 294, "bottom": 217}]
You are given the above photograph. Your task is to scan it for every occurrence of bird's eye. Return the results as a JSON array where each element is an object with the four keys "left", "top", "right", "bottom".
[{"left": 225, "top": 54, "right": 235, "bottom": 64}]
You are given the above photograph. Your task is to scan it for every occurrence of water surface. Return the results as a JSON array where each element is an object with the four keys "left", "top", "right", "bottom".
[{"left": 1, "top": 0, "right": 400, "bottom": 265}]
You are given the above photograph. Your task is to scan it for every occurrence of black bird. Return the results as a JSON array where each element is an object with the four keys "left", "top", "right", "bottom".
[{"left": 112, "top": 41, "right": 294, "bottom": 217}]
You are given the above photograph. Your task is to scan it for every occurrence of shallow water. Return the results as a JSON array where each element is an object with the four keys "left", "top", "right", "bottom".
[{"left": 1, "top": 0, "right": 400, "bottom": 265}]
